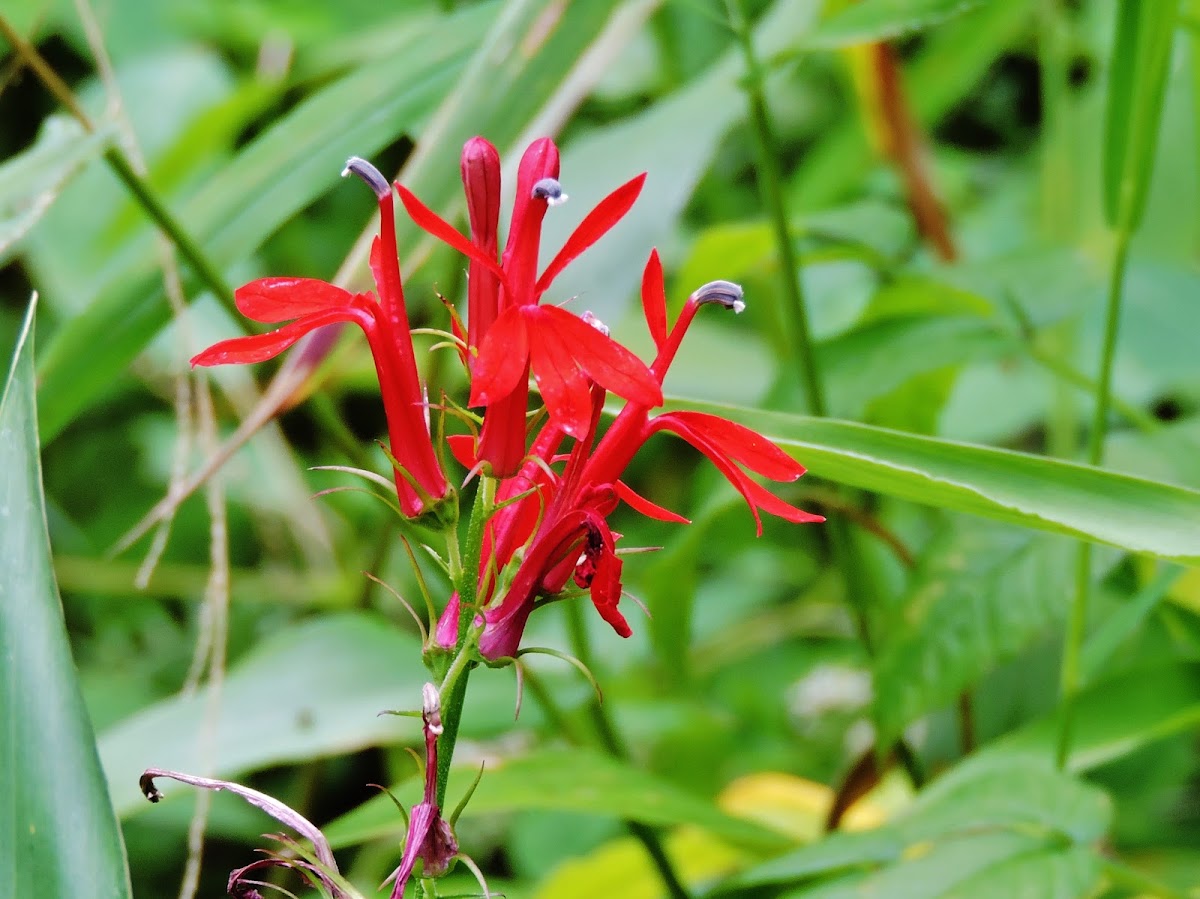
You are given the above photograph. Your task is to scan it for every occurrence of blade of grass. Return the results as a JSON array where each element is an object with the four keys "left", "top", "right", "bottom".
[{"left": 1, "top": 297, "right": 133, "bottom": 898}]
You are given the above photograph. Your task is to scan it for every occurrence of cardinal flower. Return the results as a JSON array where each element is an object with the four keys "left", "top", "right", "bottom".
[
  {"left": 192, "top": 157, "right": 450, "bottom": 519},
  {"left": 438, "top": 254, "right": 824, "bottom": 660},
  {"left": 398, "top": 137, "right": 661, "bottom": 474}
]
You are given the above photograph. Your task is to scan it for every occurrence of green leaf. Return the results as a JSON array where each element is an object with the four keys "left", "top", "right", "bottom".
[
  {"left": 101, "top": 612, "right": 526, "bottom": 819},
  {"left": 821, "top": 315, "right": 1011, "bottom": 417},
  {"left": 0, "top": 298, "right": 132, "bottom": 898},
  {"left": 673, "top": 400, "right": 1200, "bottom": 564},
  {"left": 805, "top": 0, "right": 991, "bottom": 48},
  {"left": 725, "top": 757, "right": 1108, "bottom": 893},
  {"left": 0, "top": 116, "right": 112, "bottom": 264},
  {"left": 780, "top": 837, "right": 1100, "bottom": 899},
  {"left": 1103, "top": 0, "right": 1181, "bottom": 232},
  {"left": 322, "top": 747, "right": 788, "bottom": 852},
  {"left": 873, "top": 525, "right": 1070, "bottom": 749}
]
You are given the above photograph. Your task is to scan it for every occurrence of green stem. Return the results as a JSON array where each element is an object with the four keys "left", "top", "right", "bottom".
[
  {"left": 722, "top": 0, "right": 825, "bottom": 415},
  {"left": 434, "top": 661, "right": 471, "bottom": 810},
  {"left": 0, "top": 14, "right": 238, "bottom": 318},
  {"left": 563, "top": 602, "right": 692, "bottom": 899},
  {"left": 432, "top": 475, "right": 498, "bottom": 809},
  {"left": 102, "top": 150, "right": 238, "bottom": 315},
  {"left": 723, "top": 0, "right": 928, "bottom": 788},
  {"left": 1056, "top": 229, "right": 1132, "bottom": 770}
]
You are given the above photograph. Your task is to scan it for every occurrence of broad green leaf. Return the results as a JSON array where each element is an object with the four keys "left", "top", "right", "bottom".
[
  {"left": 37, "top": 7, "right": 491, "bottom": 441},
  {"left": 322, "top": 748, "right": 788, "bottom": 852},
  {"left": 781, "top": 839, "right": 1100, "bottom": 899},
  {"left": 1103, "top": 0, "right": 1180, "bottom": 232},
  {"left": 0, "top": 299, "right": 132, "bottom": 898},
  {"left": 725, "top": 758, "right": 1108, "bottom": 892},
  {"left": 674, "top": 400, "right": 1200, "bottom": 564},
  {"left": 873, "top": 525, "right": 1069, "bottom": 748},
  {"left": 0, "top": 116, "right": 111, "bottom": 264},
  {"left": 101, "top": 613, "right": 530, "bottom": 818},
  {"left": 821, "top": 316, "right": 1011, "bottom": 417},
  {"left": 937, "top": 846, "right": 1101, "bottom": 899},
  {"left": 805, "top": 0, "right": 991, "bottom": 48}
]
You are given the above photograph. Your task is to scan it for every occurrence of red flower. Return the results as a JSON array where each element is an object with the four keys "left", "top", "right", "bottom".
[
  {"left": 192, "top": 158, "right": 450, "bottom": 518},
  {"left": 398, "top": 137, "right": 661, "bottom": 473},
  {"left": 437, "top": 252, "right": 823, "bottom": 659}
]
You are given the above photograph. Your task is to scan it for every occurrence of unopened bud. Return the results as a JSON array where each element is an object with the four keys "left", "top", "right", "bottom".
[
  {"left": 422, "top": 683, "right": 444, "bottom": 735},
  {"left": 581, "top": 310, "right": 609, "bottom": 336},
  {"left": 532, "top": 177, "right": 568, "bottom": 207},
  {"left": 691, "top": 279, "right": 745, "bottom": 313},
  {"left": 342, "top": 156, "right": 392, "bottom": 200}
]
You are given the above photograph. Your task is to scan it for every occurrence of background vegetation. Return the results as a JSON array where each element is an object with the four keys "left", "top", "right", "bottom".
[{"left": 3, "top": 0, "right": 1200, "bottom": 896}]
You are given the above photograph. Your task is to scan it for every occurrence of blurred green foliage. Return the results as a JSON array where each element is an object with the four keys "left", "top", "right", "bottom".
[{"left": 3, "top": 0, "right": 1200, "bottom": 897}]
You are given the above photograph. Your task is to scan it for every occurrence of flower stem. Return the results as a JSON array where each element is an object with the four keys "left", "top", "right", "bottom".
[
  {"left": 432, "top": 476, "right": 499, "bottom": 808},
  {"left": 722, "top": 0, "right": 824, "bottom": 416},
  {"left": 1055, "top": 229, "right": 1132, "bottom": 770},
  {"left": 724, "top": 0, "right": 926, "bottom": 789},
  {"left": 0, "top": 13, "right": 238, "bottom": 318},
  {"left": 434, "top": 661, "right": 471, "bottom": 810},
  {"left": 564, "top": 601, "right": 692, "bottom": 899}
]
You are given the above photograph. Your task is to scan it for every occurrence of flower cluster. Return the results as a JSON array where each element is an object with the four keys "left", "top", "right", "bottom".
[{"left": 195, "top": 136, "right": 822, "bottom": 663}]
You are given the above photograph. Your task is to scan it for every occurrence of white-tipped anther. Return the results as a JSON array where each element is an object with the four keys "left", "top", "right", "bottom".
[
  {"left": 343, "top": 156, "right": 392, "bottom": 201},
  {"left": 692, "top": 279, "right": 746, "bottom": 313},
  {"left": 532, "top": 177, "right": 568, "bottom": 207}
]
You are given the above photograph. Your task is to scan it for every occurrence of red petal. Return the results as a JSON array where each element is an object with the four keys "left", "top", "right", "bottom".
[
  {"left": 470, "top": 305, "right": 529, "bottom": 406},
  {"left": 529, "top": 315, "right": 592, "bottom": 438},
  {"left": 660, "top": 411, "right": 805, "bottom": 481},
  {"left": 234, "top": 278, "right": 355, "bottom": 322},
  {"left": 538, "top": 306, "right": 662, "bottom": 408},
  {"left": 395, "top": 184, "right": 508, "bottom": 285},
  {"left": 191, "top": 308, "right": 359, "bottom": 367},
  {"left": 446, "top": 434, "right": 478, "bottom": 470},
  {"left": 615, "top": 480, "right": 690, "bottom": 524},
  {"left": 641, "top": 249, "right": 667, "bottom": 352},
  {"left": 652, "top": 415, "right": 821, "bottom": 535},
  {"left": 535, "top": 173, "right": 647, "bottom": 295}
]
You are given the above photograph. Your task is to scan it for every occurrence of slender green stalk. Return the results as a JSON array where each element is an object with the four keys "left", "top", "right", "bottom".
[
  {"left": 723, "top": 0, "right": 927, "bottom": 787},
  {"left": 722, "top": 0, "right": 824, "bottom": 415},
  {"left": 1056, "top": 230, "right": 1132, "bottom": 770},
  {"left": 564, "top": 602, "right": 692, "bottom": 899},
  {"left": 0, "top": 14, "right": 238, "bottom": 318}
]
